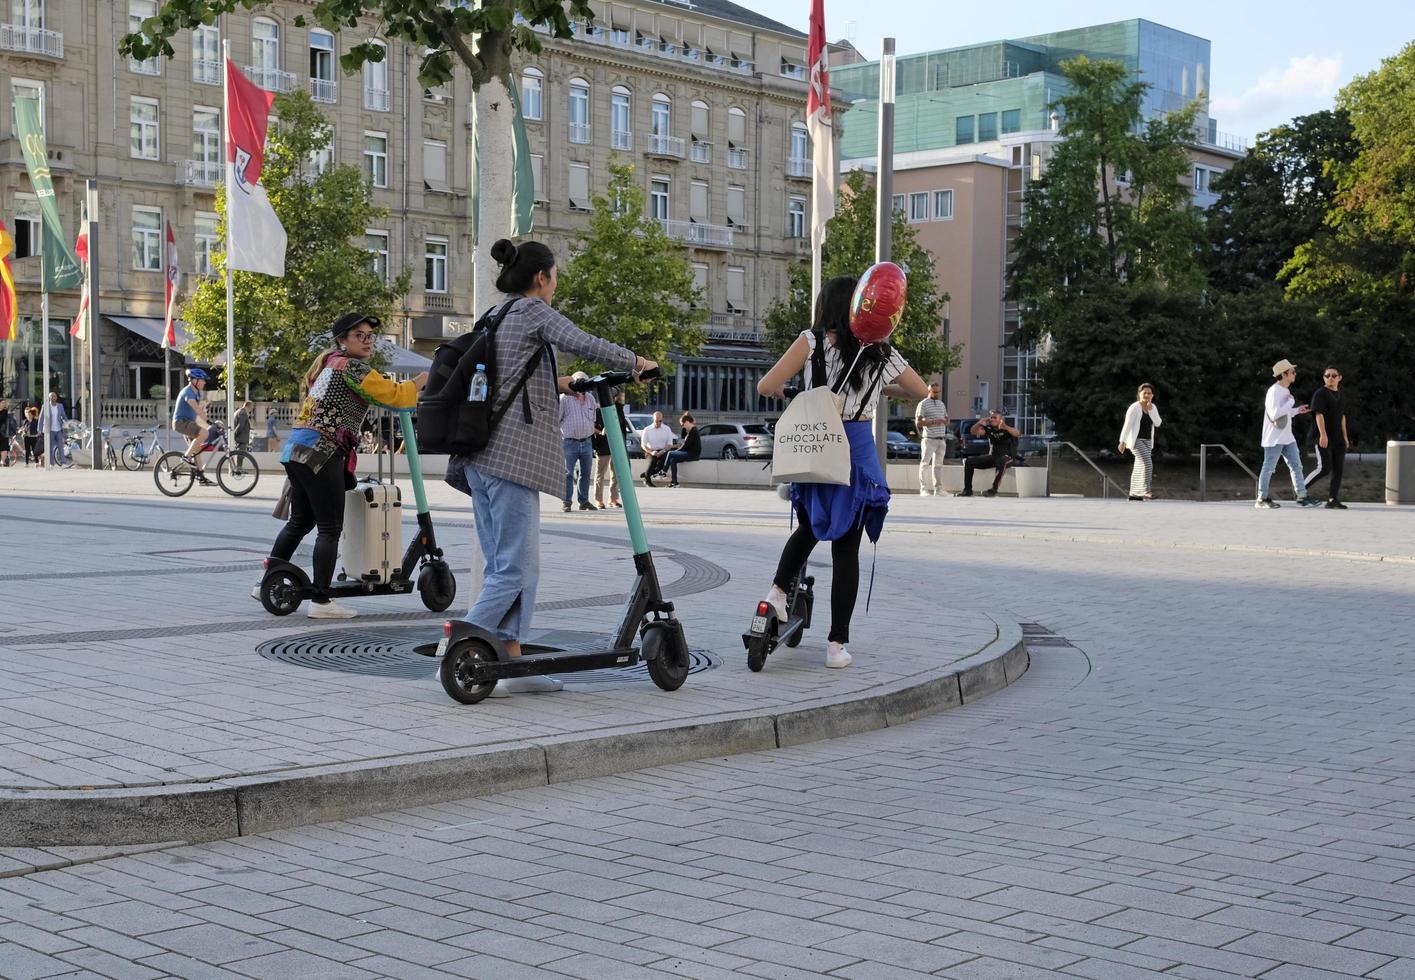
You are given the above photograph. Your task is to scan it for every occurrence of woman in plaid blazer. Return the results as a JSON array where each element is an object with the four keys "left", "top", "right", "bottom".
[{"left": 449, "top": 239, "right": 657, "bottom": 697}]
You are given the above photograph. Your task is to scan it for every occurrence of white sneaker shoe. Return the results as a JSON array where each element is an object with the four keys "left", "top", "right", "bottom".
[
  {"left": 307, "top": 599, "right": 357, "bottom": 619},
  {"left": 763, "top": 585, "right": 789, "bottom": 621},
  {"left": 826, "top": 642, "right": 852, "bottom": 669},
  {"left": 490, "top": 675, "right": 563, "bottom": 697},
  {"left": 250, "top": 584, "right": 263, "bottom": 602}
]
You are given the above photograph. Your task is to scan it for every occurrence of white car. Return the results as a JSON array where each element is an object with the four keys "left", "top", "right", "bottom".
[{"left": 622, "top": 413, "right": 656, "bottom": 458}]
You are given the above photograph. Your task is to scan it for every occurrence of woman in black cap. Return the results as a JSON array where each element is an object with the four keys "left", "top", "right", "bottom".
[{"left": 261, "top": 313, "right": 428, "bottom": 619}]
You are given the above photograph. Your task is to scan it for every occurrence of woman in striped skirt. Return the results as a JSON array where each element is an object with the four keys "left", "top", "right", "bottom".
[{"left": 1118, "top": 383, "right": 1162, "bottom": 500}]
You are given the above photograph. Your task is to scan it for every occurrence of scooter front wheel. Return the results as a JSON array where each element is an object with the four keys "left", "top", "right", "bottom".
[
  {"left": 643, "top": 623, "right": 689, "bottom": 692},
  {"left": 440, "top": 639, "right": 498, "bottom": 704},
  {"left": 418, "top": 562, "right": 457, "bottom": 612},
  {"left": 784, "top": 591, "right": 811, "bottom": 649}
]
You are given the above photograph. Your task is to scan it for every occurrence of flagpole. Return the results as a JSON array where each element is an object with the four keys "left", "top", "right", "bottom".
[
  {"left": 40, "top": 284, "right": 50, "bottom": 466},
  {"left": 873, "top": 37, "right": 896, "bottom": 468},
  {"left": 86, "top": 180, "right": 104, "bottom": 469},
  {"left": 223, "top": 39, "right": 235, "bottom": 434}
]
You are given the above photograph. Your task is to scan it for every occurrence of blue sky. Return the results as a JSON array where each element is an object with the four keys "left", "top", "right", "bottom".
[{"left": 747, "top": 0, "right": 1415, "bottom": 143}]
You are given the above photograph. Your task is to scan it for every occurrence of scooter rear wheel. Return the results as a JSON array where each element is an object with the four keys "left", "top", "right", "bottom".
[
  {"left": 746, "top": 632, "right": 770, "bottom": 672},
  {"left": 260, "top": 570, "right": 304, "bottom": 616},
  {"left": 418, "top": 562, "right": 457, "bottom": 612},
  {"left": 440, "top": 639, "right": 498, "bottom": 704},
  {"left": 643, "top": 623, "right": 689, "bottom": 692}
]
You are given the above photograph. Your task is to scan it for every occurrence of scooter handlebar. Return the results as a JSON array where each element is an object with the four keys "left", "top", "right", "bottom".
[{"left": 570, "top": 366, "right": 662, "bottom": 392}]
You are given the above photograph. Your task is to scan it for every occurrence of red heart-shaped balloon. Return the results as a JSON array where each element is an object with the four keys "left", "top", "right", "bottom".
[{"left": 850, "top": 262, "right": 907, "bottom": 343}]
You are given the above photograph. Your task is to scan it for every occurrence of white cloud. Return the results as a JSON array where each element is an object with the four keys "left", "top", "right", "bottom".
[{"left": 1211, "top": 55, "right": 1344, "bottom": 137}]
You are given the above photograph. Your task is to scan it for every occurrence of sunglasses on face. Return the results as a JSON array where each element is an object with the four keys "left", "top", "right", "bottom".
[{"left": 1324, "top": 373, "right": 1340, "bottom": 378}]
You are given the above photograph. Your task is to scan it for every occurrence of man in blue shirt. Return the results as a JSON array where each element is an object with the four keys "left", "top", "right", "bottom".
[{"left": 173, "top": 368, "right": 215, "bottom": 485}]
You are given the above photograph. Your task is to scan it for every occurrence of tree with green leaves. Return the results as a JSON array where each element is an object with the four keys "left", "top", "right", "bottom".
[
  {"left": 120, "top": 0, "right": 589, "bottom": 307},
  {"left": 763, "top": 169, "right": 957, "bottom": 378},
  {"left": 182, "top": 91, "right": 408, "bottom": 399},
  {"left": 554, "top": 161, "right": 706, "bottom": 375}
]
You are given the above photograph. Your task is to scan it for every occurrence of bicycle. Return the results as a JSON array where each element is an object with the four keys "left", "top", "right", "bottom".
[
  {"left": 52, "top": 421, "right": 117, "bottom": 470},
  {"left": 118, "top": 423, "right": 168, "bottom": 470},
  {"left": 153, "top": 423, "right": 260, "bottom": 497}
]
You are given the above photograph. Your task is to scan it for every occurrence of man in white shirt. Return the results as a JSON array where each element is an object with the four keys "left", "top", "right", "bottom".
[
  {"left": 640, "top": 411, "right": 676, "bottom": 487},
  {"left": 1256, "top": 358, "right": 1319, "bottom": 509},
  {"left": 914, "top": 383, "right": 950, "bottom": 495}
]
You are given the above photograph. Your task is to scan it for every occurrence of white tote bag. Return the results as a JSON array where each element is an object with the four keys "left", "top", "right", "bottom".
[{"left": 770, "top": 386, "right": 851, "bottom": 485}]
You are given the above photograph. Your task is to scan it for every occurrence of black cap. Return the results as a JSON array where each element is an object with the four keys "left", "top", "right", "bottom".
[{"left": 331, "top": 312, "right": 382, "bottom": 338}]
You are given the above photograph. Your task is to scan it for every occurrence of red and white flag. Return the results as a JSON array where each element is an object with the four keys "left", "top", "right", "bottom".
[
  {"left": 70, "top": 228, "right": 89, "bottom": 339},
  {"left": 225, "top": 58, "right": 286, "bottom": 276},
  {"left": 162, "top": 220, "right": 180, "bottom": 348},
  {"left": 807, "top": 0, "right": 836, "bottom": 256}
]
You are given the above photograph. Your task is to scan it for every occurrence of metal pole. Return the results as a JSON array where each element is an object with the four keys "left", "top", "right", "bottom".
[
  {"left": 86, "top": 180, "right": 103, "bottom": 470},
  {"left": 1199, "top": 446, "right": 1207, "bottom": 502},
  {"left": 40, "top": 287, "right": 49, "bottom": 466},
  {"left": 872, "top": 38, "right": 896, "bottom": 467},
  {"left": 223, "top": 39, "right": 236, "bottom": 435}
]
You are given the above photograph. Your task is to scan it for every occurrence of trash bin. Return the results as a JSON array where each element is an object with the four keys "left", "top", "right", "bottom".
[
  {"left": 1388, "top": 441, "right": 1415, "bottom": 505},
  {"left": 1014, "top": 466, "right": 1048, "bottom": 498}
]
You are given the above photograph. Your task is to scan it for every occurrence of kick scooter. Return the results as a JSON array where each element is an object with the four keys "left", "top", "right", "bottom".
[
  {"left": 258, "top": 409, "right": 457, "bottom": 615},
  {"left": 435, "top": 368, "right": 691, "bottom": 704},
  {"left": 742, "top": 561, "right": 814, "bottom": 671}
]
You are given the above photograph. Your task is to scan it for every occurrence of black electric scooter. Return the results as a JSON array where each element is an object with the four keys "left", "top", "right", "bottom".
[
  {"left": 742, "top": 561, "right": 814, "bottom": 671},
  {"left": 435, "top": 368, "right": 690, "bottom": 704},
  {"left": 258, "top": 410, "right": 457, "bottom": 615}
]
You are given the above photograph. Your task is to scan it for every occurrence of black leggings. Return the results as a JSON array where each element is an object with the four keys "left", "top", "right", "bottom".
[
  {"left": 773, "top": 504, "right": 866, "bottom": 645},
  {"left": 271, "top": 460, "right": 348, "bottom": 595}
]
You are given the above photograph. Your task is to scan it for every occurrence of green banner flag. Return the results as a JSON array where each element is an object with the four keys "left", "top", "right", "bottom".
[{"left": 14, "top": 96, "right": 83, "bottom": 292}]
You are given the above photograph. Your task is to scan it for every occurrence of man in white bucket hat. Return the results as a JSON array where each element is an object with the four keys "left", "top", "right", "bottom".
[{"left": 1256, "top": 358, "right": 1320, "bottom": 509}]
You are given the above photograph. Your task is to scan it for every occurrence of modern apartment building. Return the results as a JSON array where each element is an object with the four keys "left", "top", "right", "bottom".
[
  {"left": 832, "top": 19, "right": 1246, "bottom": 435},
  {"left": 0, "top": 0, "right": 826, "bottom": 422}
]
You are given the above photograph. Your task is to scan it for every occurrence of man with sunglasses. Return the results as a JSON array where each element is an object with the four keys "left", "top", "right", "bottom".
[
  {"left": 1305, "top": 366, "right": 1351, "bottom": 509},
  {"left": 957, "top": 410, "right": 1019, "bottom": 497}
]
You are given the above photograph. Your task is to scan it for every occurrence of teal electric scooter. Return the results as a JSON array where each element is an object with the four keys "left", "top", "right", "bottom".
[{"left": 434, "top": 368, "right": 690, "bottom": 704}]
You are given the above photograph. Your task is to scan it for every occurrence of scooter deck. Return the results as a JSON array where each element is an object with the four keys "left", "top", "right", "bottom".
[{"left": 477, "top": 646, "right": 641, "bottom": 679}]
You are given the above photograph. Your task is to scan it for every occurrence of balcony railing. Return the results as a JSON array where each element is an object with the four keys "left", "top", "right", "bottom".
[
  {"left": 611, "top": 129, "right": 632, "bottom": 151},
  {"left": 364, "top": 87, "right": 390, "bottom": 111},
  {"left": 690, "top": 140, "right": 711, "bottom": 164},
  {"left": 569, "top": 19, "right": 756, "bottom": 78},
  {"left": 707, "top": 312, "right": 761, "bottom": 341},
  {"left": 568, "top": 122, "right": 591, "bottom": 144},
  {"left": 660, "top": 219, "right": 733, "bottom": 249},
  {"left": 179, "top": 160, "right": 223, "bottom": 187},
  {"left": 309, "top": 77, "right": 337, "bottom": 103},
  {"left": 244, "top": 65, "right": 295, "bottom": 93},
  {"left": 786, "top": 157, "right": 811, "bottom": 178},
  {"left": 646, "top": 133, "right": 685, "bottom": 158},
  {"left": 129, "top": 55, "right": 164, "bottom": 76},
  {"left": 0, "top": 23, "right": 63, "bottom": 58},
  {"left": 192, "top": 58, "right": 220, "bottom": 85},
  {"left": 728, "top": 147, "right": 749, "bottom": 170}
]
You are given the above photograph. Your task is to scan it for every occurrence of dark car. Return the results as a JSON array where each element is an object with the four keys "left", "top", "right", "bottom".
[{"left": 885, "top": 431, "right": 921, "bottom": 459}]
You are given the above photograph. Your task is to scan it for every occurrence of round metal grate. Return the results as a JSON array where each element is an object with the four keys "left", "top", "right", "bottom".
[{"left": 256, "top": 626, "right": 720, "bottom": 686}]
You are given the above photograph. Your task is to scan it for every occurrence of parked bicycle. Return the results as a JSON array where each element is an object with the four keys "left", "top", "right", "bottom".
[
  {"left": 52, "top": 421, "right": 117, "bottom": 470},
  {"left": 118, "top": 423, "right": 169, "bottom": 470},
  {"left": 153, "top": 423, "right": 259, "bottom": 497}
]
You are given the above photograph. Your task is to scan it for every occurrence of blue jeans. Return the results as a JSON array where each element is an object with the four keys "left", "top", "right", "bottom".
[
  {"left": 461, "top": 464, "right": 541, "bottom": 643},
  {"left": 666, "top": 450, "right": 697, "bottom": 484},
  {"left": 563, "top": 437, "right": 593, "bottom": 505},
  {"left": 1257, "top": 442, "right": 1307, "bottom": 499}
]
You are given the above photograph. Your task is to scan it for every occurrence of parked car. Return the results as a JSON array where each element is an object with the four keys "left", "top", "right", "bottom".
[
  {"left": 885, "top": 431, "right": 921, "bottom": 459},
  {"left": 698, "top": 422, "right": 774, "bottom": 459}
]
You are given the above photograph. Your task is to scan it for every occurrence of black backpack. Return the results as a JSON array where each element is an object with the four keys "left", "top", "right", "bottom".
[{"left": 415, "top": 300, "right": 547, "bottom": 456}]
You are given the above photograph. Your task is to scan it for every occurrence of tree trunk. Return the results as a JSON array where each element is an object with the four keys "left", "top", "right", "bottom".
[
  {"left": 473, "top": 74, "right": 516, "bottom": 313},
  {"left": 1098, "top": 155, "right": 1118, "bottom": 279}
]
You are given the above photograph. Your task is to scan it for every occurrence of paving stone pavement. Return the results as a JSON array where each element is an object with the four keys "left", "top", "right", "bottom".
[{"left": 1, "top": 466, "right": 1413, "bottom": 977}]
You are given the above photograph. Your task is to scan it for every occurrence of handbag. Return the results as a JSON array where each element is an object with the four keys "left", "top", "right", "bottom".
[{"left": 770, "top": 385, "right": 851, "bottom": 485}]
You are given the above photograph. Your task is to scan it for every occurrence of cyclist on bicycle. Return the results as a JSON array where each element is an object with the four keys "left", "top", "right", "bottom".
[{"left": 174, "top": 368, "right": 215, "bottom": 485}]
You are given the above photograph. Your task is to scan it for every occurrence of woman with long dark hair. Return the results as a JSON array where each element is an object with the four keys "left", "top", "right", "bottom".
[
  {"left": 264, "top": 313, "right": 427, "bottom": 618},
  {"left": 756, "top": 275, "right": 929, "bottom": 668},
  {"left": 1118, "top": 382, "right": 1161, "bottom": 500},
  {"left": 451, "top": 239, "right": 656, "bottom": 696}
]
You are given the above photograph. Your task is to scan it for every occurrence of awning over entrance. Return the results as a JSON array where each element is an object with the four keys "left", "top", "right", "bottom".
[
  {"left": 382, "top": 342, "right": 433, "bottom": 375},
  {"left": 106, "top": 315, "right": 194, "bottom": 356}
]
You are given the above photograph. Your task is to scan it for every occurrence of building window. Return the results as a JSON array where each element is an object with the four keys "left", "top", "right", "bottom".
[
  {"left": 690, "top": 99, "right": 711, "bottom": 162},
  {"left": 309, "top": 30, "right": 336, "bottom": 102},
  {"left": 194, "top": 212, "right": 219, "bottom": 276},
  {"left": 192, "top": 25, "right": 220, "bottom": 84},
  {"left": 933, "top": 189, "right": 953, "bottom": 220},
  {"left": 364, "top": 131, "right": 388, "bottom": 187},
  {"left": 978, "top": 112, "right": 998, "bottom": 142},
  {"left": 132, "top": 207, "right": 162, "bottom": 270},
  {"left": 252, "top": 18, "right": 279, "bottom": 69},
  {"left": 691, "top": 262, "right": 708, "bottom": 307},
  {"left": 891, "top": 194, "right": 905, "bottom": 215},
  {"left": 364, "top": 40, "right": 389, "bottom": 110},
  {"left": 569, "top": 79, "right": 590, "bottom": 143},
  {"left": 568, "top": 163, "right": 591, "bottom": 211},
  {"left": 651, "top": 93, "right": 671, "bottom": 137},
  {"left": 790, "top": 123, "right": 808, "bottom": 163},
  {"left": 192, "top": 107, "right": 219, "bottom": 163},
  {"left": 908, "top": 192, "right": 929, "bottom": 223},
  {"left": 956, "top": 115, "right": 974, "bottom": 145},
  {"left": 12, "top": 0, "right": 43, "bottom": 29},
  {"left": 788, "top": 197, "right": 806, "bottom": 238},
  {"left": 1000, "top": 108, "right": 1021, "bottom": 134},
  {"left": 727, "top": 184, "right": 745, "bottom": 229},
  {"left": 423, "top": 139, "right": 448, "bottom": 192},
  {"left": 130, "top": 97, "right": 160, "bottom": 160},
  {"left": 649, "top": 178, "right": 669, "bottom": 221},
  {"left": 11, "top": 79, "right": 43, "bottom": 135},
  {"left": 366, "top": 230, "right": 389, "bottom": 281},
  {"left": 611, "top": 86, "right": 632, "bottom": 151},
  {"left": 727, "top": 106, "right": 747, "bottom": 145},
  {"left": 12, "top": 194, "right": 40, "bottom": 258},
  {"left": 726, "top": 266, "right": 747, "bottom": 314},
  {"left": 520, "top": 67, "right": 543, "bottom": 121},
  {"left": 530, "top": 153, "right": 545, "bottom": 202},
  {"left": 310, "top": 132, "right": 334, "bottom": 175},
  {"left": 129, "top": 0, "right": 162, "bottom": 73},
  {"left": 424, "top": 237, "right": 448, "bottom": 293}
]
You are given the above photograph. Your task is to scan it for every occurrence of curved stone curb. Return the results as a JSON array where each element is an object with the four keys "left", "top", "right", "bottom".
[{"left": 0, "top": 624, "right": 1027, "bottom": 847}]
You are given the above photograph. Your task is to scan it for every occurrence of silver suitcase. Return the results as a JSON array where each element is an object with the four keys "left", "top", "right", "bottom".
[{"left": 341, "top": 479, "right": 402, "bottom": 583}]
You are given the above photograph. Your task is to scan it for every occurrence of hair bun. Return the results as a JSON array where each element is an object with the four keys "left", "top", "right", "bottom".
[{"left": 490, "top": 238, "right": 518, "bottom": 267}]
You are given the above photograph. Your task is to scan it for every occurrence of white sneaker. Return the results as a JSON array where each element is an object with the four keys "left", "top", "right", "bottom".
[
  {"left": 763, "top": 585, "right": 789, "bottom": 621},
  {"left": 307, "top": 599, "right": 357, "bottom": 619},
  {"left": 250, "top": 584, "right": 262, "bottom": 602},
  {"left": 490, "top": 675, "right": 563, "bottom": 696},
  {"left": 826, "top": 642, "right": 852, "bottom": 669}
]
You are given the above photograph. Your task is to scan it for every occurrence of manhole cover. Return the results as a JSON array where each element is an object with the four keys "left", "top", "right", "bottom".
[{"left": 256, "top": 626, "right": 720, "bottom": 686}]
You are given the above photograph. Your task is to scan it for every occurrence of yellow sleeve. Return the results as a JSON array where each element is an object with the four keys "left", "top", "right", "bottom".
[{"left": 347, "top": 368, "right": 419, "bottom": 409}]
